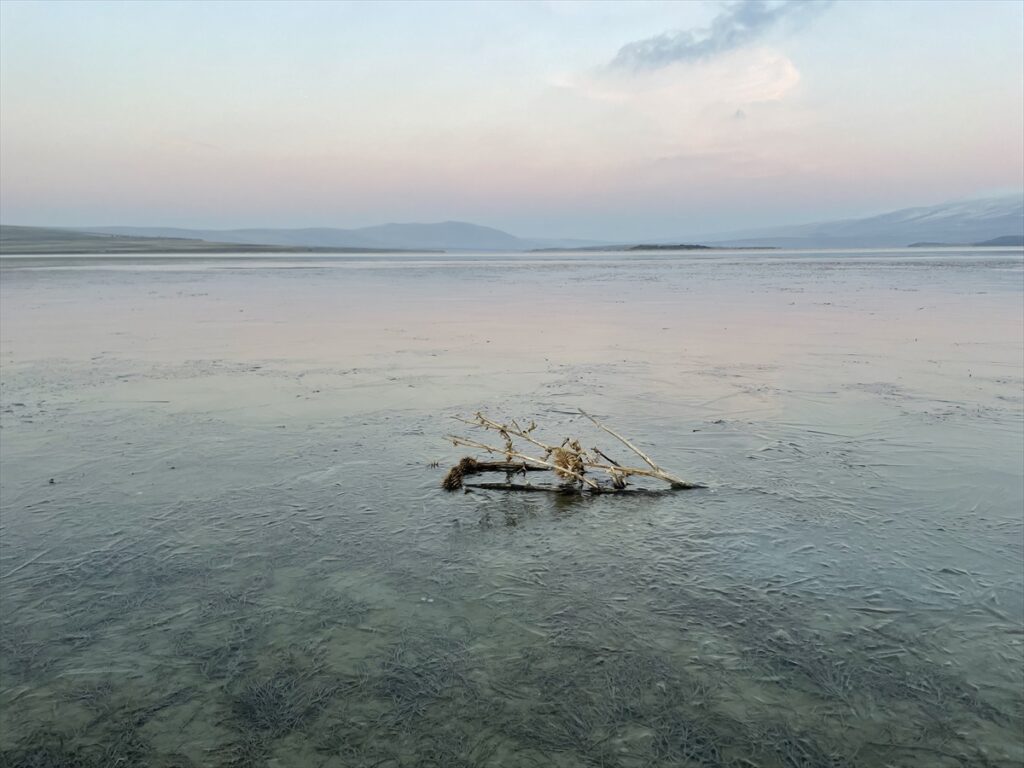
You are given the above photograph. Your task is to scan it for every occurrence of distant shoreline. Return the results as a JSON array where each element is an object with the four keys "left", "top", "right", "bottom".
[
  {"left": 0, "top": 226, "right": 443, "bottom": 256},
  {"left": 2, "top": 222, "right": 1020, "bottom": 256},
  {"left": 0, "top": 244, "right": 442, "bottom": 255},
  {"left": 531, "top": 243, "right": 777, "bottom": 252}
]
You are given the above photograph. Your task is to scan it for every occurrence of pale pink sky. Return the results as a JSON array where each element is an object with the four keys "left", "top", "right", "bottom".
[{"left": 1, "top": 0, "right": 1021, "bottom": 239}]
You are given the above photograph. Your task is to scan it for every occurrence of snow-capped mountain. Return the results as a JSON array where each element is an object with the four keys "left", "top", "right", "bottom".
[{"left": 707, "top": 195, "right": 1024, "bottom": 248}]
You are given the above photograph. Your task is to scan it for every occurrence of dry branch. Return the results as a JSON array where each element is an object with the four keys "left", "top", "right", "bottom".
[
  {"left": 463, "top": 482, "right": 676, "bottom": 496},
  {"left": 579, "top": 409, "right": 692, "bottom": 488},
  {"left": 442, "top": 411, "right": 702, "bottom": 493}
]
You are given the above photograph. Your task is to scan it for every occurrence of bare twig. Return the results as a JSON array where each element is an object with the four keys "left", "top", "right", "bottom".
[
  {"left": 455, "top": 414, "right": 559, "bottom": 455},
  {"left": 579, "top": 409, "right": 659, "bottom": 470},
  {"left": 584, "top": 461, "right": 701, "bottom": 489},
  {"left": 579, "top": 409, "right": 692, "bottom": 489},
  {"left": 592, "top": 448, "right": 621, "bottom": 467}
]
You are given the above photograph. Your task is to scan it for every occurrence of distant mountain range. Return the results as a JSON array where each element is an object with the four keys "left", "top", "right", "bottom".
[
  {"left": 699, "top": 195, "right": 1023, "bottom": 249},
  {"left": 77, "top": 222, "right": 595, "bottom": 252},
  {"left": 908, "top": 235, "right": 1024, "bottom": 247},
  {"left": 2, "top": 194, "right": 1021, "bottom": 254},
  {"left": 84, "top": 195, "right": 1024, "bottom": 251},
  {"left": 0, "top": 225, "right": 414, "bottom": 255}
]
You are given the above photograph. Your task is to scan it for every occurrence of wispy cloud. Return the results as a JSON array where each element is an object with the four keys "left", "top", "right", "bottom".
[
  {"left": 610, "top": 0, "right": 831, "bottom": 72},
  {"left": 555, "top": 49, "right": 801, "bottom": 109}
]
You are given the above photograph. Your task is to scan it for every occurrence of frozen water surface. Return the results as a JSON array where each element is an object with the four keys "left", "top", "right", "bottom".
[{"left": 1, "top": 249, "right": 1022, "bottom": 766}]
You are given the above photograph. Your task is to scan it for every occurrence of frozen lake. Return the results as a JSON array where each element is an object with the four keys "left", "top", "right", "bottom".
[{"left": 1, "top": 248, "right": 1022, "bottom": 766}]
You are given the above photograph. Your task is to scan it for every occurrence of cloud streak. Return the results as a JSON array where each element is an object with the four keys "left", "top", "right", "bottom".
[{"left": 610, "top": 0, "right": 831, "bottom": 71}]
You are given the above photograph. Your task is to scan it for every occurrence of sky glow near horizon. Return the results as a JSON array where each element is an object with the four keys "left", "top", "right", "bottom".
[{"left": 0, "top": 0, "right": 1022, "bottom": 240}]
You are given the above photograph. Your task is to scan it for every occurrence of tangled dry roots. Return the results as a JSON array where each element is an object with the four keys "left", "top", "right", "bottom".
[
  {"left": 442, "top": 458, "right": 479, "bottom": 491},
  {"left": 550, "top": 447, "right": 584, "bottom": 481}
]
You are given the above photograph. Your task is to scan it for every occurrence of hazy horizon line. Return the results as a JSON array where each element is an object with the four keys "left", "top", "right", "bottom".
[{"left": 3, "top": 188, "right": 1021, "bottom": 243}]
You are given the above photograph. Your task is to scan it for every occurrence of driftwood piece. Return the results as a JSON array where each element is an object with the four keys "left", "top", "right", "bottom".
[
  {"left": 463, "top": 482, "right": 678, "bottom": 496},
  {"left": 442, "top": 411, "right": 703, "bottom": 494},
  {"left": 442, "top": 458, "right": 547, "bottom": 491}
]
